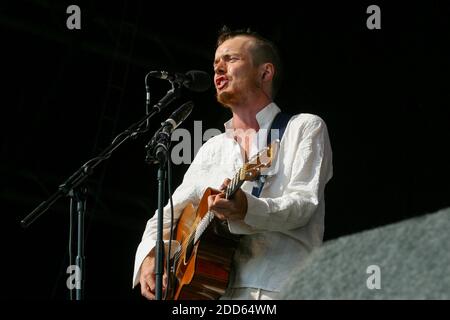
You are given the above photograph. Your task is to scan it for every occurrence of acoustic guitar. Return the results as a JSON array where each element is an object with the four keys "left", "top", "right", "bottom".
[{"left": 167, "top": 140, "right": 279, "bottom": 299}]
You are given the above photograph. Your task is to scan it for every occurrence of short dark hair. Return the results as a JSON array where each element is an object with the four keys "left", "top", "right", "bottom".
[{"left": 217, "top": 26, "right": 283, "bottom": 98}]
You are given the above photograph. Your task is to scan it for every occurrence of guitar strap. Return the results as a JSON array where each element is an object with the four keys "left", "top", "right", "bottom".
[{"left": 251, "top": 112, "right": 292, "bottom": 197}]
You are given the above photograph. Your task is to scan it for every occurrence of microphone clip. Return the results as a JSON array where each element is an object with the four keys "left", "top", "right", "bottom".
[{"left": 145, "top": 124, "right": 171, "bottom": 164}]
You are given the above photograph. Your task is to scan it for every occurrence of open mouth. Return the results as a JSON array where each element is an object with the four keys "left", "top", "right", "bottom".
[{"left": 215, "top": 76, "right": 229, "bottom": 90}]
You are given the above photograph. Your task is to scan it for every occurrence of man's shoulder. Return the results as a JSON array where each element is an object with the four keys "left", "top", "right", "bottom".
[
  {"left": 289, "top": 112, "right": 324, "bottom": 123},
  {"left": 287, "top": 113, "right": 326, "bottom": 130}
]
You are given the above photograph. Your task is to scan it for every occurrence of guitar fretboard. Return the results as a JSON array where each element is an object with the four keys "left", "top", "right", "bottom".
[
  {"left": 225, "top": 168, "right": 244, "bottom": 199},
  {"left": 193, "top": 168, "right": 243, "bottom": 244},
  {"left": 194, "top": 211, "right": 215, "bottom": 243}
]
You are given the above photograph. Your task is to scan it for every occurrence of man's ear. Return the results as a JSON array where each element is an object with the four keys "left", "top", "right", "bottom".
[{"left": 260, "top": 63, "right": 274, "bottom": 81}]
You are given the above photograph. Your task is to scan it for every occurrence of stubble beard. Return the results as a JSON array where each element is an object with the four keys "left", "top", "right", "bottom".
[
  {"left": 216, "top": 91, "right": 234, "bottom": 109},
  {"left": 216, "top": 77, "right": 260, "bottom": 108}
]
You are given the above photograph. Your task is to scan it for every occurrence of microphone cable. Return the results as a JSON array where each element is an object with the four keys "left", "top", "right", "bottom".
[{"left": 163, "top": 152, "right": 175, "bottom": 300}]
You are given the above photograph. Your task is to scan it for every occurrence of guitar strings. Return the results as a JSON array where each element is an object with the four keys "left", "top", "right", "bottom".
[
  {"left": 173, "top": 211, "right": 213, "bottom": 262},
  {"left": 172, "top": 145, "right": 271, "bottom": 263},
  {"left": 172, "top": 176, "right": 244, "bottom": 263},
  {"left": 173, "top": 175, "right": 240, "bottom": 262}
]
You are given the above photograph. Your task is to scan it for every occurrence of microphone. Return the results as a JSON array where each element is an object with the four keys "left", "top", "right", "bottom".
[
  {"left": 148, "top": 70, "right": 211, "bottom": 92},
  {"left": 161, "top": 100, "right": 194, "bottom": 133},
  {"left": 146, "top": 101, "right": 194, "bottom": 163}
]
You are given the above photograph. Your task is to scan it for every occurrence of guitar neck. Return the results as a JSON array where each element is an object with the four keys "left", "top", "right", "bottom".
[
  {"left": 224, "top": 169, "right": 245, "bottom": 199},
  {"left": 193, "top": 173, "right": 243, "bottom": 245}
]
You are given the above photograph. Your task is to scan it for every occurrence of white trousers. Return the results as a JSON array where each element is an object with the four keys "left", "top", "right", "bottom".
[{"left": 220, "top": 287, "right": 279, "bottom": 300}]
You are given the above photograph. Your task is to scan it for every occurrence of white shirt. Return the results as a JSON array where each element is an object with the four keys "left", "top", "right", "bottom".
[{"left": 132, "top": 102, "right": 333, "bottom": 292}]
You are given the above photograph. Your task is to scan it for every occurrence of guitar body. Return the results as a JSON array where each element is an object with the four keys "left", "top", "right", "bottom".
[
  {"left": 170, "top": 188, "right": 240, "bottom": 300},
  {"left": 166, "top": 141, "right": 278, "bottom": 299}
]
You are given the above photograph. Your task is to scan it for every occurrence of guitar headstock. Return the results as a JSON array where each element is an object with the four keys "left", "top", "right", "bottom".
[{"left": 239, "top": 140, "right": 279, "bottom": 182}]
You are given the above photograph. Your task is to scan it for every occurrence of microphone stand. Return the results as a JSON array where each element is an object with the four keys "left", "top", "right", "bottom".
[
  {"left": 20, "top": 82, "right": 182, "bottom": 300},
  {"left": 69, "top": 186, "right": 87, "bottom": 300},
  {"left": 145, "top": 120, "right": 171, "bottom": 301},
  {"left": 144, "top": 100, "right": 193, "bottom": 300}
]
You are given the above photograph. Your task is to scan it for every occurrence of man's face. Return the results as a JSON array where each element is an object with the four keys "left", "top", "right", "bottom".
[{"left": 213, "top": 36, "right": 261, "bottom": 107}]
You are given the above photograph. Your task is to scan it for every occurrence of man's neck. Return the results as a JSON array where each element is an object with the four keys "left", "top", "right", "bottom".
[{"left": 230, "top": 98, "right": 272, "bottom": 131}]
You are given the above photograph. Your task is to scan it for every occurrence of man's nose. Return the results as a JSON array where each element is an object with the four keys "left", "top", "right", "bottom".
[{"left": 214, "top": 61, "right": 226, "bottom": 75}]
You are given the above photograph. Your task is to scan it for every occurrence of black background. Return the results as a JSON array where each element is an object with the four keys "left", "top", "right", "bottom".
[{"left": 1, "top": 1, "right": 449, "bottom": 300}]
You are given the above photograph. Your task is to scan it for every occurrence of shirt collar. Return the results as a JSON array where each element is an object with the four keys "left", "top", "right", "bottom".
[{"left": 223, "top": 102, "right": 281, "bottom": 137}]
